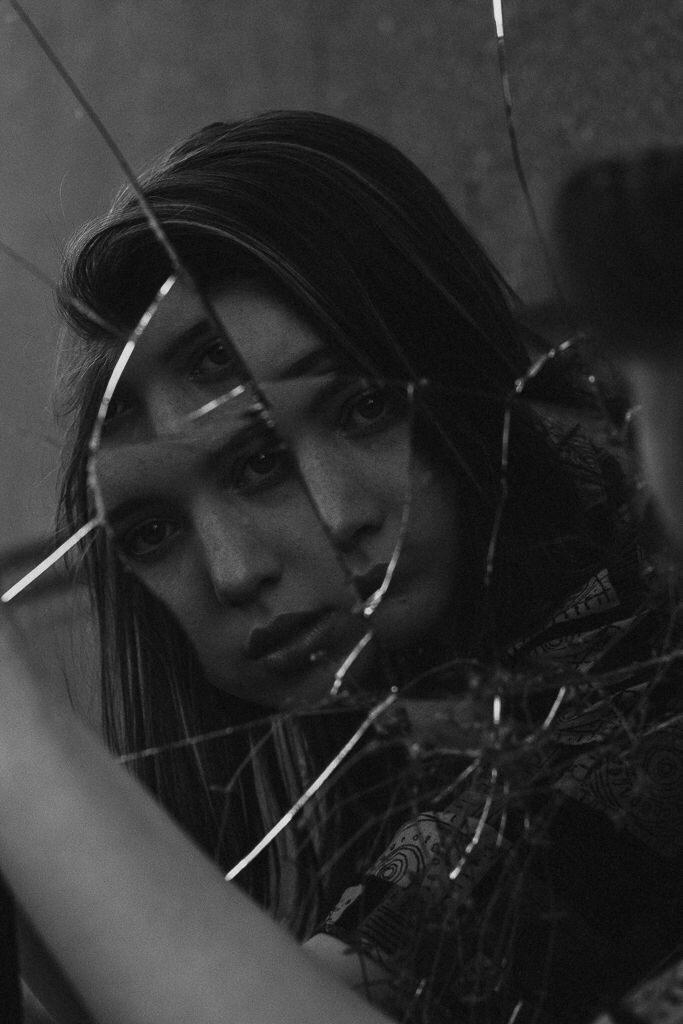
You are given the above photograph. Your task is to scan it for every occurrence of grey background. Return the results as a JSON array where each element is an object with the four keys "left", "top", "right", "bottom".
[{"left": 0, "top": 0, "right": 681, "bottom": 703}]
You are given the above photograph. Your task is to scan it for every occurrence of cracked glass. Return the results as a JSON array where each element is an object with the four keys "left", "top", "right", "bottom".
[{"left": 2, "top": 3, "right": 683, "bottom": 1023}]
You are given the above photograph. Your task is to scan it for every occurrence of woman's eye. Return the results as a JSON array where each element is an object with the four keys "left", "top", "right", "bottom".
[
  {"left": 352, "top": 389, "right": 388, "bottom": 423},
  {"left": 235, "top": 444, "right": 290, "bottom": 490},
  {"left": 191, "top": 340, "right": 231, "bottom": 379},
  {"left": 120, "top": 518, "right": 178, "bottom": 560},
  {"left": 343, "top": 386, "right": 396, "bottom": 432}
]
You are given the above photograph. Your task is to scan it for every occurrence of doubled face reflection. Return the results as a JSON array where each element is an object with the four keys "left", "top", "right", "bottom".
[{"left": 92, "top": 279, "right": 461, "bottom": 708}]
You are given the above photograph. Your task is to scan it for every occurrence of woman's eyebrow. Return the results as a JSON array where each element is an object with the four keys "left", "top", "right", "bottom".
[{"left": 274, "top": 347, "right": 341, "bottom": 380}]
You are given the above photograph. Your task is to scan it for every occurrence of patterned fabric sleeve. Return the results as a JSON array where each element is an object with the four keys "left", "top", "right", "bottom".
[{"left": 317, "top": 562, "right": 683, "bottom": 1023}]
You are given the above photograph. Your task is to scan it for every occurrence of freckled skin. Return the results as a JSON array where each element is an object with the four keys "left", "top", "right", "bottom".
[{"left": 98, "top": 280, "right": 463, "bottom": 708}]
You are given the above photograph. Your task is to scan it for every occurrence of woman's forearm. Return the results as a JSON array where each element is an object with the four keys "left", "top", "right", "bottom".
[{"left": 0, "top": 610, "right": 390, "bottom": 1024}]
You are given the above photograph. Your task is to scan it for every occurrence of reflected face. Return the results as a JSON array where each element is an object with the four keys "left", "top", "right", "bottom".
[{"left": 97, "top": 280, "right": 462, "bottom": 707}]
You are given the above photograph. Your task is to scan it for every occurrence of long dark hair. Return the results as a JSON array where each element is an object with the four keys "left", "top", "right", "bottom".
[{"left": 55, "top": 110, "right": 610, "bottom": 932}]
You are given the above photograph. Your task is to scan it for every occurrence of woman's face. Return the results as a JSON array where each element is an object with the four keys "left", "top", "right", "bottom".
[{"left": 97, "top": 279, "right": 463, "bottom": 708}]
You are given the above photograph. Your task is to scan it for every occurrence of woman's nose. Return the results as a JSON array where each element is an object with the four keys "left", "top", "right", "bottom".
[
  {"left": 191, "top": 497, "right": 282, "bottom": 606},
  {"left": 297, "top": 448, "right": 388, "bottom": 554}
]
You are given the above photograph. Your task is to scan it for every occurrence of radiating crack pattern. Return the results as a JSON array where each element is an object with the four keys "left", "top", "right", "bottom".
[{"left": 1, "top": 3, "right": 682, "bottom": 1023}]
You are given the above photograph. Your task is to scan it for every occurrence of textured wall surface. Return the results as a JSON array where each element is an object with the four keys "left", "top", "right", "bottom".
[{"left": 1, "top": 0, "right": 681, "bottom": 554}]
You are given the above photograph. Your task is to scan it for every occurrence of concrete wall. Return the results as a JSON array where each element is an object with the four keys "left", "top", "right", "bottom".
[{"left": 0, "top": 0, "right": 681, "bottom": 689}]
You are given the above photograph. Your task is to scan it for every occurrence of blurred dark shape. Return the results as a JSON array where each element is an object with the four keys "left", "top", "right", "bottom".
[
  {"left": 555, "top": 148, "right": 683, "bottom": 554},
  {"left": 555, "top": 147, "right": 683, "bottom": 359},
  {"left": 0, "top": 875, "right": 22, "bottom": 1022}
]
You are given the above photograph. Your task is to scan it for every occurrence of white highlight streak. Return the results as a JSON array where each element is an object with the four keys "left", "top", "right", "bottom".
[
  {"left": 226, "top": 689, "right": 397, "bottom": 881},
  {"left": 329, "top": 630, "right": 374, "bottom": 697},
  {"left": 1, "top": 517, "right": 99, "bottom": 603},
  {"left": 493, "top": 0, "right": 504, "bottom": 38}
]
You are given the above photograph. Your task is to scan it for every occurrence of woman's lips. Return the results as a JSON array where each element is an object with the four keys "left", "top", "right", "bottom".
[
  {"left": 245, "top": 565, "right": 394, "bottom": 677},
  {"left": 247, "top": 609, "right": 338, "bottom": 674}
]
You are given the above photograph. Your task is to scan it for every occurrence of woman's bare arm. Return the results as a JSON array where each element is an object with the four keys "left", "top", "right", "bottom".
[
  {"left": 18, "top": 911, "right": 94, "bottom": 1023},
  {"left": 0, "top": 607, "right": 391, "bottom": 1024}
]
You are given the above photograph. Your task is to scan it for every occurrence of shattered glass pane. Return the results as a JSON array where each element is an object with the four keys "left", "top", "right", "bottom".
[{"left": 2, "top": 3, "right": 683, "bottom": 1023}]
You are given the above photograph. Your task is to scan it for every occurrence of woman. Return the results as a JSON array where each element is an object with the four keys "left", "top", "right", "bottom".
[{"left": 3, "top": 112, "right": 673, "bottom": 1023}]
